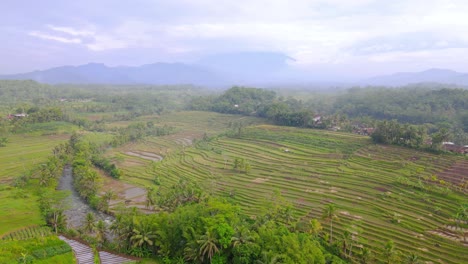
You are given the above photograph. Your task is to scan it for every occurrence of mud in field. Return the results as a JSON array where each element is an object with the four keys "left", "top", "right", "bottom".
[
  {"left": 100, "top": 175, "right": 147, "bottom": 210},
  {"left": 436, "top": 160, "right": 468, "bottom": 187}
]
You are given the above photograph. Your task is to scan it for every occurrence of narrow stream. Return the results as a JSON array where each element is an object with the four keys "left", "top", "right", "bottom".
[{"left": 57, "top": 165, "right": 114, "bottom": 228}]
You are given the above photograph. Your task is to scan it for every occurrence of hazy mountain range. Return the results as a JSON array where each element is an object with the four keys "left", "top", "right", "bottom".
[
  {"left": 1, "top": 52, "right": 468, "bottom": 87},
  {"left": 362, "top": 68, "right": 468, "bottom": 87}
]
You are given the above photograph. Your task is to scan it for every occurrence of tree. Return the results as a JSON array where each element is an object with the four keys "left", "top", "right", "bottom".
[
  {"left": 84, "top": 212, "right": 96, "bottom": 234},
  {"left": 197, "top": 230, "right": 220, "bottom": 262},
  {"left": 146, "top": 186, "right": 157, "bottom": 210},
  {"left": 38, "top": 190, "right": 70, "bottom": 233},
  {"left": 130, "top": 218, "right": 156, "bottom": 250},
  {"left": 101, "top": 190, "right": 116, "bottom": 212},
  {"left": 255, "top": 251, "right": 282, "bottom": 264},
  {"left": 96, "top": 220, "right": 107, "bottom": 245},
  {"left": 322, "top": 203, "right": 338, "bottom": 244},
  {"left": 382, "top": 240, "right": 400, "bottom": 264},
  {"left": 308, "top": 219, "right": 322, "bottom": 238}
]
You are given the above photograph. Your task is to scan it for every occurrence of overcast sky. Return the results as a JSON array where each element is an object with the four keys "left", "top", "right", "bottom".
[{"left": 2, "top": 0, "right": 468, "bottom": 78}]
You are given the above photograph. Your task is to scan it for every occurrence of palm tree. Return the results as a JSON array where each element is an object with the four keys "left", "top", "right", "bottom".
[
  {"left": 145, "top": 187, "right": 156, "bottom": 210},
  {"left": 83, "top": 212, "right": 95, "bottom": 234},
  {"left": 96, "top": 220, "right": 107, "bottom": 245},
  {"left": 406, "top": 252, "right": 422, "bottom": 264},
  {"left": 255, "top": 251, "right": 282, "bottom": 264},
  {"left": 130, "top": 224, "right": 155, "bottom": 249},
  {"left": 197, "top": 230, "right": 219, "bottom": 262},
  {"left": 101, "top": 190, "right": 116, "bottom": 212},
  {"left": 308, "top": 218, "right": 322, "bottom": 238},
  {"left": 231, "top": 226, "right": 255, "bottom": 248},
  {"left": 322, "top": 203, "right": 338, "bottom": 244},
  {"left": 358, "top": 247, "right": 372, "bottom": 264},
  {"left": 383, "top": 240, "right": 399, "bottom": 264}
]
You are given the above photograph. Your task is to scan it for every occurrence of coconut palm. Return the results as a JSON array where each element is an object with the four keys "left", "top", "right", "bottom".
[
  {"left": 130, "top": 223, "right": 155, "bottom": 249},
  {"left": 406, "top": 252, "right": 422, "bottom": 264},
  {"left": 197, "top": 230, "right": 219, "bottom": 262},
  {"left": 83, "top": 212, "right": 95, "bottom": 234},
  {"left": 322, "top": 203, "right": 338, "bottom": 244},
  {"left": 96, "top": 220, "right": 107, "bottom": 244},
  {"left": 231, "top": 226, "right": 255, "bottom": 248},
  {"left": 255, "top": 251, "right": 282, "bottom": 264}
]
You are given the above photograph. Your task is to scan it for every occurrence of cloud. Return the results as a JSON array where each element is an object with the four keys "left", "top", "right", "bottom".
[
  {"left": 47, "top": 25, "right": 94, "bottom": 36},
  {"left": 6, "top": 0, "right": 468, "bottom": 75},
  {"left": 348, "top": 32, "right": 468, "bottom": 55},
  {"left": 28, "top": 31, "right": 82, "bottom": 44}
]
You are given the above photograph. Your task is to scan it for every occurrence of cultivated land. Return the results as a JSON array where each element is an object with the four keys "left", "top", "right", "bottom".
[
  {"left": 0, "top": 133, "right": 69, "bottom": 181},
  {"left": 106, "top": 112, "right": 468, "bottom": 264},
  {"left": 0, "top": 129, "right": 75, "bottom": 263},
  {"left": 1, "top": 110, "right": 467, "bottom": 263}
]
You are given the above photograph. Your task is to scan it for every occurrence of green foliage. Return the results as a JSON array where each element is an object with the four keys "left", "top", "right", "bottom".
[
  {"left": 31, "top": 244, "right": 72, "bottom": 259},
  {"left": 232, "top": 157, "right": 251, "bottom": 173},
  {"left": 0, "top": 137, "right": 8, "bottom": 147},
  {"left": 92, "top": 156, "right": 122, "bottom": 179},
  {"left": 0, "top": 236, "right": 74, "bottom": 264},
  {"left": 110, "top": 180, "right": 336, "bottom": 263},
  {"left": 111, "top": 122, "right": 175, "bottom": 147},
  {"left": 371, "top": 120, "right": 426, "bottom": 148}
]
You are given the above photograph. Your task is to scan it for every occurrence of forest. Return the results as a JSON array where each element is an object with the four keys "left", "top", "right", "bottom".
[{"left": 0, "top": 80, "right": 467, "bottom": 264}]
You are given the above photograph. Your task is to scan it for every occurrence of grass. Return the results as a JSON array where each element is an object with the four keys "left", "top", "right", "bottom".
[
  {"left": 0, "top": 186, "right": 45, "bottom": 236},
  {"left": 0, "top": 132, "right": 69, "bottom": 181},
  {"left": 110, "top": 115, "right": 468, "bottom": 264},
  {"left": 0, "top": 236, "right": 75, "bottom": 264}
]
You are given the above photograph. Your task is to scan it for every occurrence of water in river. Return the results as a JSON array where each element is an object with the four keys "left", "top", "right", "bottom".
[{"left": 57, "top": 165, "right": 114, "bottom": 229}]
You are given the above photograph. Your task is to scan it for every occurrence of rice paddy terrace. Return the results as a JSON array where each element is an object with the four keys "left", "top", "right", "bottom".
[{"left": 112, "top": 121, "right": 468, "bottom": 263}]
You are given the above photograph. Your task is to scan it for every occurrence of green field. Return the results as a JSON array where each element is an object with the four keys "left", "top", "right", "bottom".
[
  {"left": 110, "top": 114, "right": 468, "bottom": 264},
  {"left": 0, "top": 236, "right": 75, "bottom": 263},
  {"left": 0, "top": 132, "right": 69, "bottom": 181},
  {"left": 0, "top": 186, "right": 45, "bottom": 236}
]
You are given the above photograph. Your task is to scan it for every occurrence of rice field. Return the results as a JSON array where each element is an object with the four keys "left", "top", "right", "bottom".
[{"left": 112, "top": 118, "right": 468, "bottom": 263}]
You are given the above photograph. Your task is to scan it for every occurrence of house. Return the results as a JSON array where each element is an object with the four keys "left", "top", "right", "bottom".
[
  {"left": 442, "top": 142, "right": 466, "bottom": 154},
  {"left": 462, "top": 145, "right": 468, "bottom": 154},
  {"left": 7, "top": 113, "right": 27, "bottom": 119},
  {"left": 313, "top": 115, "right": 321, "bottom": 123}
]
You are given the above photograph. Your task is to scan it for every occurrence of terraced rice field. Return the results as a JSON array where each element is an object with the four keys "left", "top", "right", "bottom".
[{"left": 115, "top": 124, "right": 468, "bottom": 263}]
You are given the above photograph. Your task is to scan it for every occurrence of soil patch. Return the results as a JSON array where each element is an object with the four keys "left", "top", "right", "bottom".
[
  {"left": 125, "top": 151, "right": 163, "bottom": 162},
  {"left": 375, "top": 186, "right": 388, "bottom": 192},
  {"left": 252, "top": 177, "right": 270, "bottom": 183}
]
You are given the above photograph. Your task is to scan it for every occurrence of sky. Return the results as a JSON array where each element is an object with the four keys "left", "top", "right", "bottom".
[{"left": 2, "top": 0, "right": 468, "bottom": 79}]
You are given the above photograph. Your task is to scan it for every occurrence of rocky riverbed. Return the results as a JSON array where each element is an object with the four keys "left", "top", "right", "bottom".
[{"left": 57, "top": 165, "right": 114, "bottom": 228}]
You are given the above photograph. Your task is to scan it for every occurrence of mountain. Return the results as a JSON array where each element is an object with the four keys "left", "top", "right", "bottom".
[
  {"left": 0, "top": 52, "right": 300, "bottom": 86},
  {"left": 0, "top": 62, "right": 224, "bottom": 86},
  {"left": 363, "top": 68, "right": 468, "bottom": 86},
  {"left": 197, "top": 52, "right": 295, "bottom": 83}
]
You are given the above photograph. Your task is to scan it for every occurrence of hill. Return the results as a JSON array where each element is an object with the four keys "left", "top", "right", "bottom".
[
  {"left": 0, "top": 62, "right": 224, "bottom": 86},
  {"left": 363, "top": 68, "right": 468, "bottom": 86}
]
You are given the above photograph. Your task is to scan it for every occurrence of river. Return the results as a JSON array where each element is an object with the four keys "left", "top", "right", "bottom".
[{"left": 57, "top": 165, "right": 114, "bottom": 228}]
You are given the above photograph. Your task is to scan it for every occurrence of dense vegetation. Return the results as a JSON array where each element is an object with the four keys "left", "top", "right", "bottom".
[{"left": 190, "top": 85, "right": 468, "bottom": 145}]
